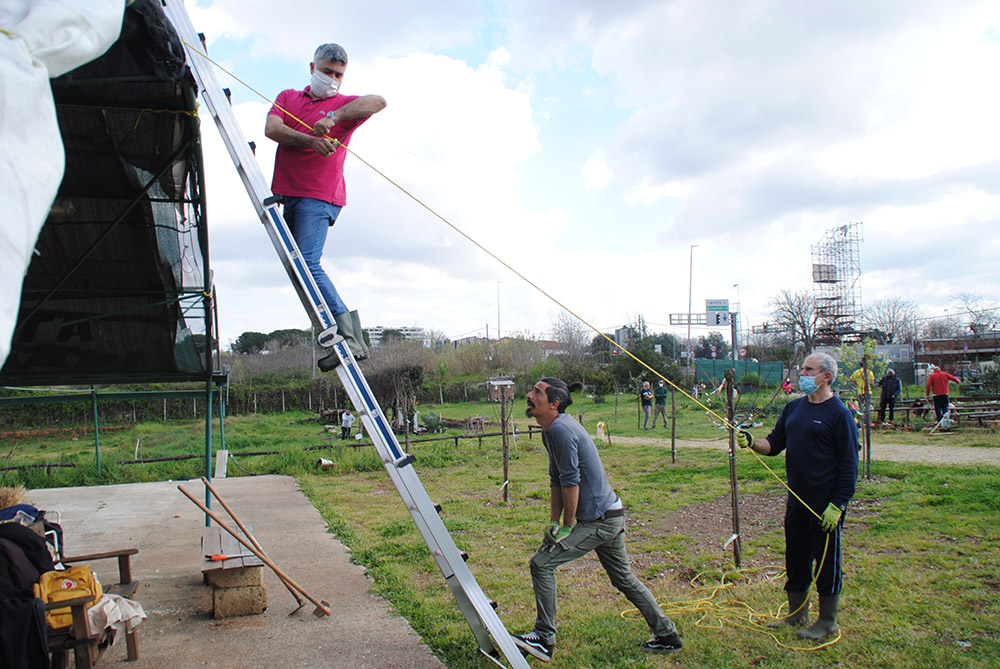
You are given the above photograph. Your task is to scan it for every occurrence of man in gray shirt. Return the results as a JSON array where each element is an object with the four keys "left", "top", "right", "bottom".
[{"left": 511, "top": 377, "right": 682, "bottom": 662}]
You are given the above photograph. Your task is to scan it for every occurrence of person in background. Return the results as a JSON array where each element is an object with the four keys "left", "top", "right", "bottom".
[
  {"left": 340, "top": 410, "right": 355, "bottom": 439},
  {"left": 849, "top": 366, "right": 874, "bottom": 399},
  {"left": 639, "top": 381, "right": 653, "bottom": 430},
  {"left": 925, "top": 365, "right": 960, "bottom": 422},
  {"left": 652, "top": 379, "right": 669, "bottom": 429},
  {"left": 877, "top": 368, "right": 902, "bottom": 425}
]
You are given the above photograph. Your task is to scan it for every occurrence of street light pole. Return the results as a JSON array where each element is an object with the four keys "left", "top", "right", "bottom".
[
  {"left": 686, "top": 245, "right": 697, "bottom": 380},
  {"left": 497, "top": 281, "right": 501, "bottom": 341},
  {"left": 732, "top": 283, "right": 740, "bottom": 363}
]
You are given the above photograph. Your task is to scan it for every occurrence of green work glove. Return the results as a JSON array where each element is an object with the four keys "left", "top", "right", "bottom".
[
  {"left": 544, "top": 521, "right": 560, "bottom": 543},
  {"left": 820, "top": 503, "right": 843, "bottom": 533},
  {"left": 553, "top": 524, "right": 572, "bottom": 543},
  {"left": 736, "top": 430, "right": 754, "bottom": 449}
]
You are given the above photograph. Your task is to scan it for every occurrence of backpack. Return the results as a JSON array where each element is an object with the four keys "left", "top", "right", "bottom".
[{"left": 33, "top": 565, "right": 103, "bottom": 629}]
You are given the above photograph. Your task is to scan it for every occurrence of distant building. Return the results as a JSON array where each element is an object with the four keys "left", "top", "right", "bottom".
[
  {"left": 915, "top": 333, "right": 1000, "bottom": 377},
  {"left": 452, "top": 335, "right": 483, "bottom": 349},
  {"left": 366, "top": 326, "right": 427, "bottom": 348},
  {"left": 537, "top": 340, "right": 566, "bottom": 358}
]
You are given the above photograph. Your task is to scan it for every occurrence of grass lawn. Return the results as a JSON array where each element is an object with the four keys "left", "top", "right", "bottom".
[
  {"left": 3, "top": 396, "right": 999, "bottom": 667},
  {"left": 297, "top": 418, "right": 999, "bottom": 667}
]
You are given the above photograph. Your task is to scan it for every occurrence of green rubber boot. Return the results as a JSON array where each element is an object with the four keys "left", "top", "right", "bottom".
[
  {"left": 768, "top": 590, "right": 810, "bottom": 628},
  {"left": 334, "top": 311, "right": 366, "bottom": 360},
  {"left": 349, "top": 310, "right": 370, "bottom": 358},
  {"left": 796, "top": 594, "right": 839, "bottom": 640}
]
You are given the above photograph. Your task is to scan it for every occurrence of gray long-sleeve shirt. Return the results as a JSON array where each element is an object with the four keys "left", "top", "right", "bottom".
[{"left": 543, "top": 414, "right": 618, "bottom": 522}]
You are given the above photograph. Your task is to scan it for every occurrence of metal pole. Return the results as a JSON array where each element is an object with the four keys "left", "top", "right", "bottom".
[
  {"left": 862, "top": 355, "right": 872, "bottom": 479},
  {"left": 92, "top": 388, "right": 101, "bottom": 475},
  {"left": 501, "top": 391, "right": 509, "bottom": 503},
  {"left": 497, "top": 281, "right": 501, "bottom": 342},
  {"left": 686, "top": 245, "right": 696, "bottom": 379},
  {"left": 670, "top": 388, "right": 676, "bottom": 464},
  {"left": 204, "top": 378, "right": 214, "bottom": 525},
  {"left": 732, "top": 283, "right": 740, "bottom": 363},
  {"left": 725, "top": 369, "right": 742, "bottom": 568},
  {"left": 731, "top": 311, "right": 738, "bottom": 365}
]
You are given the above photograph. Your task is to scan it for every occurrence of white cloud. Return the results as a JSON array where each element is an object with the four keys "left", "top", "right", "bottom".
[
  {"left": 580, "top": 149, "right": 612, "bottom": 190},
  {"left": 188, "top": 0, "right": 1000, "bottom": 346},
  {"left": 622, "top": 178, "right": 691, "bottom": 205}
]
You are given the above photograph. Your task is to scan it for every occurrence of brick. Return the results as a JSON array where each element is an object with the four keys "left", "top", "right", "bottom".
[
  {"left": 206, "top": 566, "right": 263, "bottom": 589},
  {"left": 212, "top": 585, "right": 267, "bottom": 618}
]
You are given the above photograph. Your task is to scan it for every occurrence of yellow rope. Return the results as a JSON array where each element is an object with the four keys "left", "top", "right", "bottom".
[
  {"left": 178, "top": 30, "right": 826, "bottom": 520},
  {"left": 181, "top": 29, "right": 848, "bottom": 653},
  {"left": 622, "top": 541, "right": 840, "bottom": 651},
  {"left": 1, "top": 27, "right": 18, "bottom": 38}
]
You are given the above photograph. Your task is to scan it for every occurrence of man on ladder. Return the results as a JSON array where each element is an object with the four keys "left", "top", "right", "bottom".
[{"left": 265, "top": 42, "right": 386, "bottom": 367}]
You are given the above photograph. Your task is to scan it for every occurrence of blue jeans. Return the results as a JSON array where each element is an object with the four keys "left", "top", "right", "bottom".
[
  {"left": 282, "top": 197, "right": 348, "bottom": 315},
  {"left": 528, "top": 514, "right": 676, "bottom": 644}
]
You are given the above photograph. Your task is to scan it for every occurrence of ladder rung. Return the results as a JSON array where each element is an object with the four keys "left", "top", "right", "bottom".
[{"left": 396, "top": 454, "right": 416, "bottom": 468}]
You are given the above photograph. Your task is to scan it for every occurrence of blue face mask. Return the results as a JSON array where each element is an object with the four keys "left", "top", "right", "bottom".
[{"left": 798, "top": 375, "right": 819, "bottom": 394}]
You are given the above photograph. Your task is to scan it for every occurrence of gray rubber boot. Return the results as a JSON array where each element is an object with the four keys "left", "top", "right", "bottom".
[
  {"left": 333, "top": 310, "right": 366, "bottom": 359},
  {"left": 796, "top": 594, "right": 839, "bottom": 640},
  {"left": 768, "top": 590, "right": 810, "bottom": 628},
  {"left": 349, "top": 310, "right": 369, "bottom": 358}
]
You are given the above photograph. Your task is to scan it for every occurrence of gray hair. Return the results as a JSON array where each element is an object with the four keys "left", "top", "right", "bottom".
[
  {"left": 314, "top": 43, "right": 348, "bottom": 65},
  {"left": 811, "top": 352, "right": 839, "bottom": 382}
]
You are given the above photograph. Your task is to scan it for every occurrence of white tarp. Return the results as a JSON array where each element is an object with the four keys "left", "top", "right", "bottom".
[{"left": 0, "top": 0, "right": 124, "bottom": 365}]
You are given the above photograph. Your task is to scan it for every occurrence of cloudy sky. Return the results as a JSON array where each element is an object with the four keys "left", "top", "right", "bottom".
[{"left": 182, "top": 0, "right": 1000, "bottom": 349}]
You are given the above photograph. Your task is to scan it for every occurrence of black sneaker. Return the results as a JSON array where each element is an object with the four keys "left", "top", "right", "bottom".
[
  {"left": 640, "top": 632, "right": 682, "bottom": 654},
  {"left": 512, "top": 631, "right": 553, "bottom": 662}
]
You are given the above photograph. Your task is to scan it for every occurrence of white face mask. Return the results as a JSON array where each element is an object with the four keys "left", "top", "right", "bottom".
[{"left": 310, "top": 69, "right": 340, "bottom": 98}]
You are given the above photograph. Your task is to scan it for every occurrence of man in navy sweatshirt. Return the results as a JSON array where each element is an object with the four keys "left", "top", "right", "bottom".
[{"left": 737, "top": 352, "right": 859, "bottom": 641}]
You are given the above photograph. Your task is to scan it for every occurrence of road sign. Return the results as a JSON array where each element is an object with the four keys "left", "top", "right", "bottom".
[{"left": 706, "top": 299, "right": 730, "bottom": 326}]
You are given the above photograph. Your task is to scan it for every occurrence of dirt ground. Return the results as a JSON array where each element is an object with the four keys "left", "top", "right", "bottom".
[{"left": 614, "top": 434, "right": 999, "bottom": 576}]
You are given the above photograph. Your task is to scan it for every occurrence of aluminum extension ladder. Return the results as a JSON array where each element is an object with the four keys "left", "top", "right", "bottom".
[{"left": 161, "top": 3, "right": 528, "bottom": 666}]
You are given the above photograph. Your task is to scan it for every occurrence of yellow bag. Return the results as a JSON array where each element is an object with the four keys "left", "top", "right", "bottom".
[{"left": 34, "top": 565, "right": 103, "bottom": 629}]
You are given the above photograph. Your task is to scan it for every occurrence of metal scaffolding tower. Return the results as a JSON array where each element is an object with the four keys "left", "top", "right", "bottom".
[{"left": 811, "top": 222, "right": 864, "bottom": 345}]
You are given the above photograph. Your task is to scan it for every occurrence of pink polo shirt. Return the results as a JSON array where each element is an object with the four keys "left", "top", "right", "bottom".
[{"left": 269, "top": 88, "right": 366, "bottom": 205}]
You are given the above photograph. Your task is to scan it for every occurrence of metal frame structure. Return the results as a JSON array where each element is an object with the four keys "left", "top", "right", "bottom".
[{"left": 812, "top": 222, "right": 864, "bottom": 345}]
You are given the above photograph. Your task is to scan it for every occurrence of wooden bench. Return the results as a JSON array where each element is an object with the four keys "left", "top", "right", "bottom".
[
  {"left": 201, "top": 526, "right": 266, "bottom": 618},
  {"left": 47, "top": 548, "right": 140, "bottom": 669}
]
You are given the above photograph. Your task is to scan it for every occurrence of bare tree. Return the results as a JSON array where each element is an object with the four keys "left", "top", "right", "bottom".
[
  {"left": 864, "top": 297, "right": 924, "bottom": 343},
  {"left": 921, "top": 316, "right": 965, "bottom": 339},
  {"left": 767, "top": 289, "right": 819, "bottom": 352},
  {"left": 363, "top": 338, "right": 428, "bottom": 429},
  {"left": 494, "top": 336, "right": 544, "bottom": 373},
  {"left": 952, "top": 292, "right": 1000, "bottom": 334},
  {"left": 551, "top": 311, "right": 590, "bottom": 363}
]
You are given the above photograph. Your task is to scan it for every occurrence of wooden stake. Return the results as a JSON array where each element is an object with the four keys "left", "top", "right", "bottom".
[{"left": 725, "top": 369, "right": 742, "bottom": 568}]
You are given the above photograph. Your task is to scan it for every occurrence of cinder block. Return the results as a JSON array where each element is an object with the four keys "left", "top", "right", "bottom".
[
  {"left": 206, "top": 566, "right": 264, "bottom": 589},
  {"left": 213, "top": 585, "right": 267, "bottom": 618}
]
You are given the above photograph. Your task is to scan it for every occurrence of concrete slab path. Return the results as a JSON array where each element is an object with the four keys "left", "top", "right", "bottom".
[{"left": 31, "top": 475, "right": 445, "bottom": 669}]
